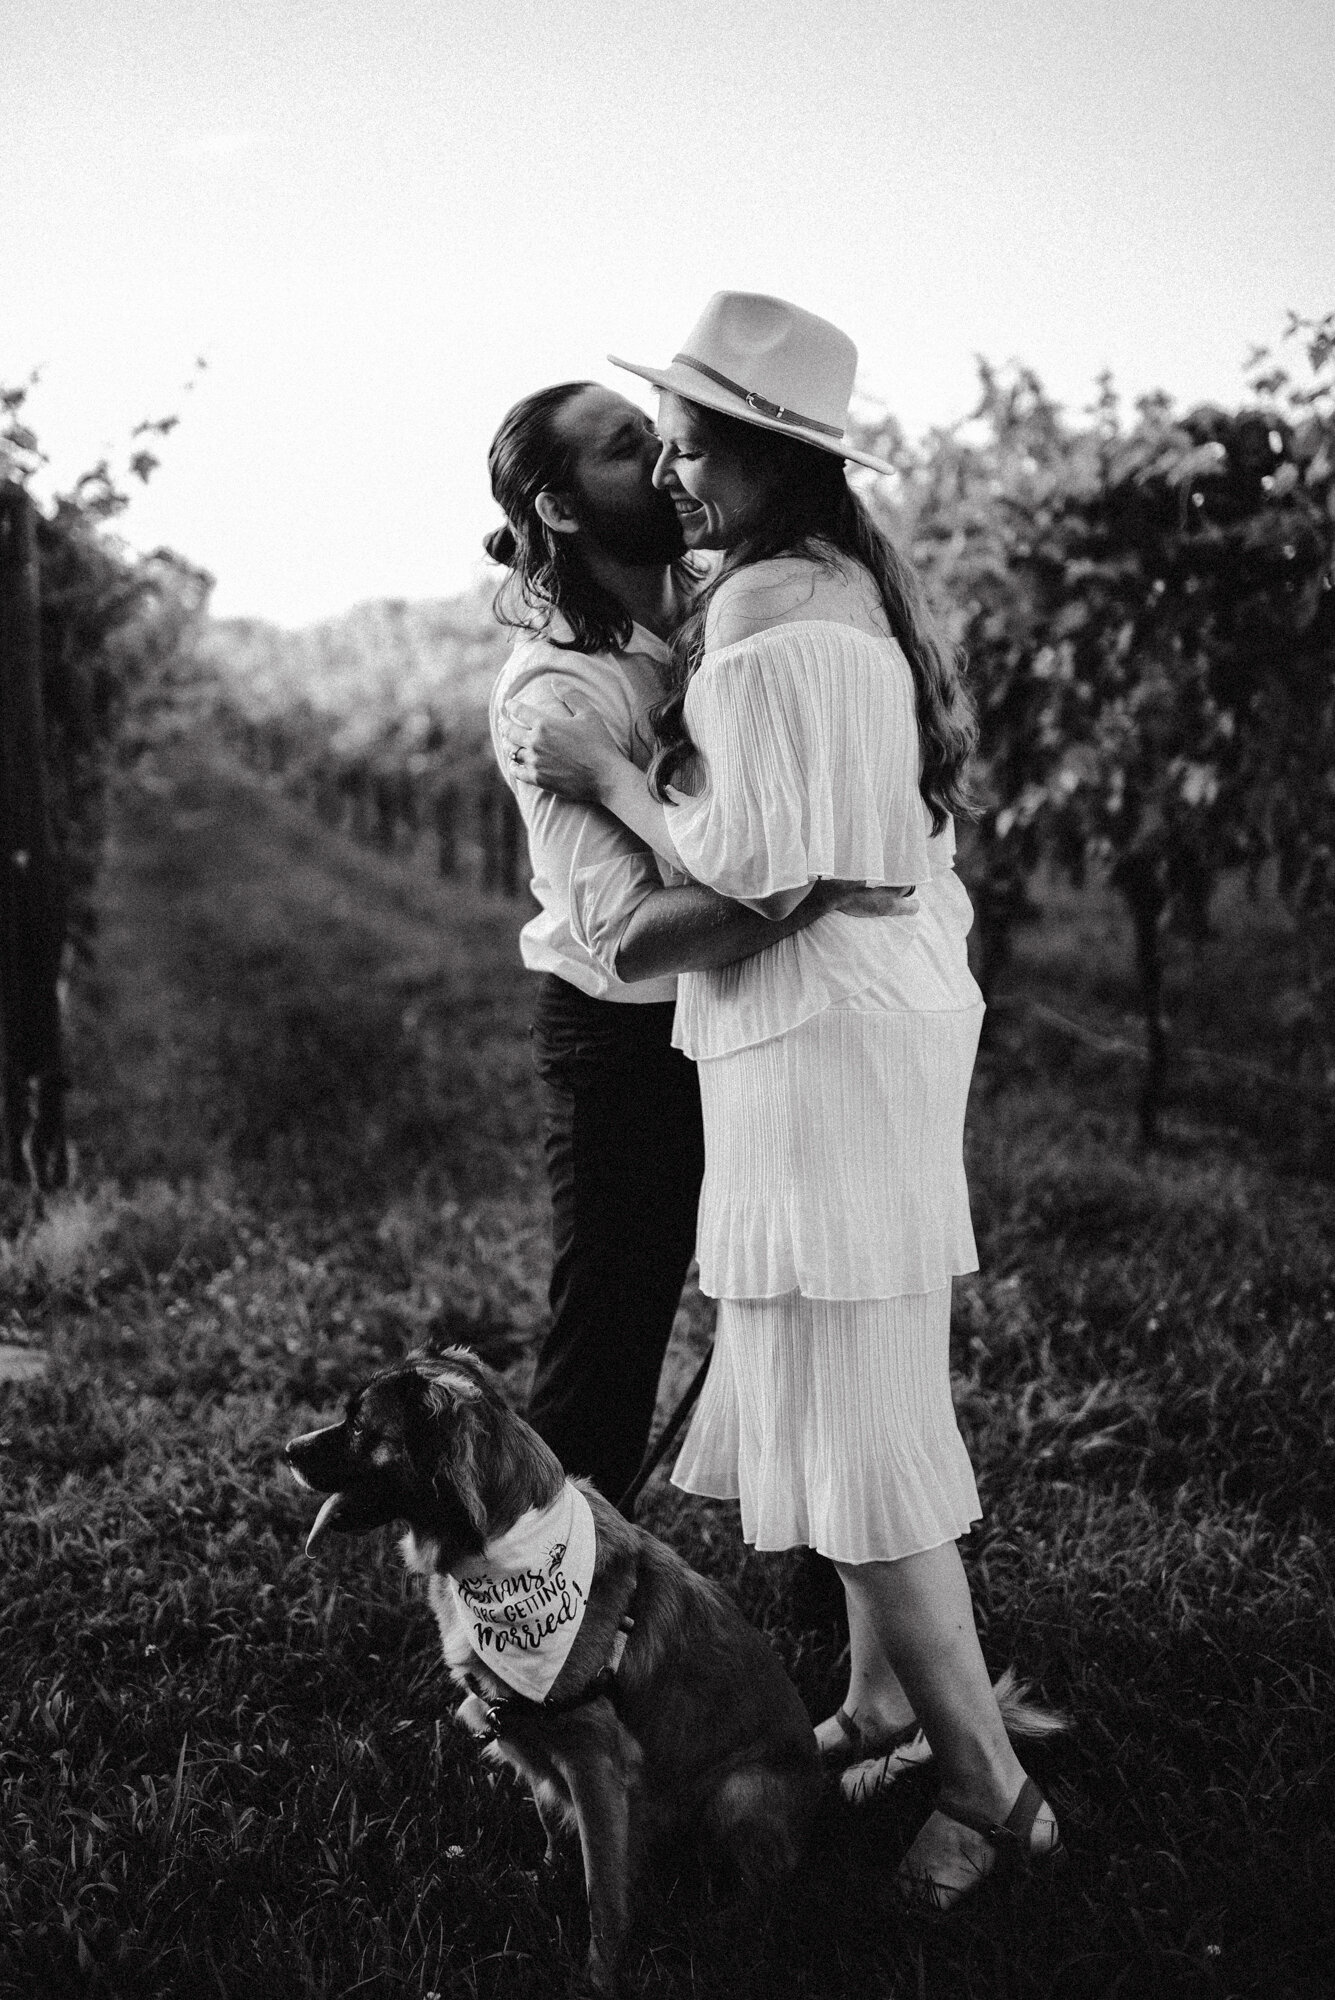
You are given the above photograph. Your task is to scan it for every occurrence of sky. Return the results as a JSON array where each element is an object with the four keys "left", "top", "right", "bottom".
[{"left": 5, "top": 0, "right": 1332, "bottom": 625}]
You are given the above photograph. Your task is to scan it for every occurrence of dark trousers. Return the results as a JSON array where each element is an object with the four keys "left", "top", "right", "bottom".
[{"left": 527, "top": 974, "right": 705, "bottom": 1508}]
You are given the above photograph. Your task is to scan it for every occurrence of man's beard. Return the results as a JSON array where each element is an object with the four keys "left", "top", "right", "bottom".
[{"left": 572, "top": 481, "right": 685, "bottom": 566}]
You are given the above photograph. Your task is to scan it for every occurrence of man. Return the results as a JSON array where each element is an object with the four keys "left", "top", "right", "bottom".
[{"left": 485, "top": 381, "right": 848, "bottom": 1507}]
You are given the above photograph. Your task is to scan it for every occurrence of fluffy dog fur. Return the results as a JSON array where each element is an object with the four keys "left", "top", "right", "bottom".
[{"left": 286, "top": 1349, "right": 822, "bottom": 1993}]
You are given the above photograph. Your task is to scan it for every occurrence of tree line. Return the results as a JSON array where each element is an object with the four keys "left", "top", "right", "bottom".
[
  {"left": 221, "top": 314, "right": 1334, "bottom": 1140},
  {"left": 213, "top": 698, "right": 526, "bottom": 898},
  {"left": 1, "top": 392, "right": 209, "bottom": 1188}
]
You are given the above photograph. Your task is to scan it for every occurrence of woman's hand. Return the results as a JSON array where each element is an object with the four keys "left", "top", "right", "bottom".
[
  {"left": 500, "top": 697, "right": 628, "bottom": 804},
  {"left": 812, "top": 879, "right": 919, "bottom": 918}
]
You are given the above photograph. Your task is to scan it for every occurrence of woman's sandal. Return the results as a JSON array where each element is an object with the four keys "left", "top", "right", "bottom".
[
  {"left": 894, "top": 1775, "right": 1063, "bottom": 1912},
  {"left": 820, "top": 1706, "right": 926, "bottom": 1774}
]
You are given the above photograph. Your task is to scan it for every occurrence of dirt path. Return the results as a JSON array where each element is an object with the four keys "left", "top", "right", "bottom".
[
  {"left": 70, "top": 737, "right": 544, "bottom": 1214},
  {"left": 61, "top": 733, "right": 711, "bottom": 1410}
]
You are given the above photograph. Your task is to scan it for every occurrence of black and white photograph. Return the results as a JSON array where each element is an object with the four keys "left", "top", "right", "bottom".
[{"left": 2, "top": 3, "right": 1332, "bottom": 1995}]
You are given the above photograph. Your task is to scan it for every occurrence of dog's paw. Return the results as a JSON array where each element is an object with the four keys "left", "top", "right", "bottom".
[{"left": 456, "top": 1693, "right": 493, "bottom": 1738}]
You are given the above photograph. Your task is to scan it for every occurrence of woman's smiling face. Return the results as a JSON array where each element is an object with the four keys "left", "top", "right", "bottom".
[{"left": 651, "top": 392, "right": 758, "bottom": 550}]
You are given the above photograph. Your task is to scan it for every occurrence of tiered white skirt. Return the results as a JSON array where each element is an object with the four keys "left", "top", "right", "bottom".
[
  {"left": 670, "top": 993, "right": 986, "bottom": 1567},
  {"left": 689, "top": 995, "right": 984, "bottom": 1301}
]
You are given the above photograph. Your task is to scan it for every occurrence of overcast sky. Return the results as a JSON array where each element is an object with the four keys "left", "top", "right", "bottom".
[{"left": 6, "top": 0, "right": 1332, "bottom": 624}]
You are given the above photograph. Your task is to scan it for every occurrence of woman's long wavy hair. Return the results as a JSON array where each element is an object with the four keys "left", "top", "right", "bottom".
[
  {"left": 484, "top": 382, "right": 635, "bottom": 655},
  {"left": 647, "top": 402, "right": 976, "bottom": 835}
]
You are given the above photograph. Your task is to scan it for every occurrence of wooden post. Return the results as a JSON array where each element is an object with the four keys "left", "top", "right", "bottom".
[
  {"left": 347, "top": 764, "right": 371, "bottom": 843},
  {"left": 373, "top": 770, "right": 397, "bottom": 851},
  {"left": 0, "top": 483, "right": 68, "bottom": 1188},
  {"left": 1112, "top": 849, "right": 1170, "bottom": 1148},
  {"left": 313, "top": 761, "right": 342, "bottom": 828},
  {"left": 434, "top": 783, "right": 458, "bottom": 877}
]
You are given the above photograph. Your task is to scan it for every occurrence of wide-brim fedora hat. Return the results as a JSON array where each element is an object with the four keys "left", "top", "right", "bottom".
[{"left": 609, "top": 291, "right": 896, "bottom": 476}]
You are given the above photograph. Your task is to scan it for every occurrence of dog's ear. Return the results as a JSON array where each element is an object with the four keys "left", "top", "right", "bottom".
[
  {"left": 478, "top": 1401, "right": 566, "bottom": 1531},
  {"left": 396, "top": 1364, "right": 492, "bottom": 1540},
  {"left": 428, "top": 1374, "right": 492, "bottom": 1537},
  {"left": 403, "top": 1357, "right": 563, "bottom": 1538}
]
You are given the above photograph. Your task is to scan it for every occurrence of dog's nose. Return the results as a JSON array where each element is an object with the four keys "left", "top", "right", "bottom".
[{"left": 286, "top": 1423, "right": 333, "bottom": 1457}]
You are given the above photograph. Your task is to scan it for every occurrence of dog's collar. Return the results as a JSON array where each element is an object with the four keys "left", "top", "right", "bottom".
[{"left": 470, "top": 1583, "right": 638, "bottom": 1741}]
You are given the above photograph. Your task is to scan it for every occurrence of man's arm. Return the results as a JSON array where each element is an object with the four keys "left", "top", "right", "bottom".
[
  {"left": 613, "top": 880, "right": 913, "bottom": 984},
  {"left": 492, "top": 654, "right": 687, "bottom": 987}
]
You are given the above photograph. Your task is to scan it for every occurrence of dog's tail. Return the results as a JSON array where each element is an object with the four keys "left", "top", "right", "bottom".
[{"left": 993, "top": 1665, "right": 1070, "bottom": 1741}]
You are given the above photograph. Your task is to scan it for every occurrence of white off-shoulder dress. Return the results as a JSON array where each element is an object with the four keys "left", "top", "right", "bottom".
[{"left": 658, "top": 615, "right": 986, "bottom": 1565}]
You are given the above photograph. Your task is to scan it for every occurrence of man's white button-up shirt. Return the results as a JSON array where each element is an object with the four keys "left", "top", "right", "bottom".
[{"left": 488, "top": 614, "right": 680, "bottom": 1005}]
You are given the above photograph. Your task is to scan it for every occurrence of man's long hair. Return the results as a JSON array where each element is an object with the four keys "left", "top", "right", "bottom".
[
  {"left": 647, "top": 403, "right": 976, "bottom": 835},
  {"left": 484, "top": 383, "right": 636, "bottom": 655}
]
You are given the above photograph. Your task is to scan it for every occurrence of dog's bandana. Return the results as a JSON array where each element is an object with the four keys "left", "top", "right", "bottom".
[{"left": 447, "top": 1481, "right": 597, "bottom": 1702}]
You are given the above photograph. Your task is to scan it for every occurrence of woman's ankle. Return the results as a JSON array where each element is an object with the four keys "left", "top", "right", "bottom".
[
  {"left": 858, "top": 1692, "right": 917, "bottom": 1734},
  {"left": 934, "top": 1744, "right": 1032, "bottom": 1820}
]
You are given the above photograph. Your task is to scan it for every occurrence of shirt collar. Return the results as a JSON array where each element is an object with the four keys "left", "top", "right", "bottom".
[
  {"left": 540, "top": 559, "right": 704, "bottom": 664},
  {"left": 541, "top": 605, "right": 673, "bottom": 665},
  {"left": 626, "top": 620, "right": 672, "bottom": 665}
]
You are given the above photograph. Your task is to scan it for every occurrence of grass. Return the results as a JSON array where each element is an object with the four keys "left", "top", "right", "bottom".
[{"left": 1, "top": 736, "right": 1333, "bottom": 1999}]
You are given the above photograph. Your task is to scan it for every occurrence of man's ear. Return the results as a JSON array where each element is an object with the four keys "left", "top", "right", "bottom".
[{"left": 534, "top": 489, "right": 580, "bottom": 537}]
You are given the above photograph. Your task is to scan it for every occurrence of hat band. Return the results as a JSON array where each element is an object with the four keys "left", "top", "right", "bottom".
[{"left": 672, "top": 353, "right": 845, "bottom": 440}]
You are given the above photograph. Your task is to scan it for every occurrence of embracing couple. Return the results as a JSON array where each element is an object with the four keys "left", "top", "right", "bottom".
[{"left": 484, "top": 292, "right": 1060, "bottom": 1908}]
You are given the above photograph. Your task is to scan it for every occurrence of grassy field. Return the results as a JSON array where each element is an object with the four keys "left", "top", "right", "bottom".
[{"left": 1, "top": 735, "right": 1332, "bottom": 2000}]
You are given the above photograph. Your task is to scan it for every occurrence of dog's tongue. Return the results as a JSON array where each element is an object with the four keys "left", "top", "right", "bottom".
[{"left": 305, "top": 1491, "right": 347, "bottom": 1554}]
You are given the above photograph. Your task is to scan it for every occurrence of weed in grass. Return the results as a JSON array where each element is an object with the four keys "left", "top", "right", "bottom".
[
  {"left": 0, "top": 1190, "right": 119, "bottom": 1295},
  {"left": 0, "top": 1176, "right": 246, "bottom": 1325}
]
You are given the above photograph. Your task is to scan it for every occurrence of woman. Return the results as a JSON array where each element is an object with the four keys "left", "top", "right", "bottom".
[{"left": 502, "top": 293, "right": 1060, "bottom": 1907}]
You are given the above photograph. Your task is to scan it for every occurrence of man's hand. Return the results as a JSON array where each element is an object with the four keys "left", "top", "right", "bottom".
[{"left": 810, "top": 879, "right": 919, "bottom": 919}]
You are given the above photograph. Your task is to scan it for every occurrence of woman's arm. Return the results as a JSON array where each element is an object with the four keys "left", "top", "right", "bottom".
[
  {"left": 597, "top": 750, "right": 689, "bottom": 877},
  {"left": 501, "top": 699, "right": 816, "bottom": 917}
]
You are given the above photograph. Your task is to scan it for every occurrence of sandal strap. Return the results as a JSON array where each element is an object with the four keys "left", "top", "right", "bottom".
[
  {"left": 831, "top": 1706, "right": 863, "bottom": 1755},
  {"left": 836, "top": 1709, "right": 923, "bottom": 1756},
  {"left": 824, "top": 1706, "right": 922, "bottom": 1767},
  {"left": 935, "top": 1776, "right": 1047, "bottom": 1870}
]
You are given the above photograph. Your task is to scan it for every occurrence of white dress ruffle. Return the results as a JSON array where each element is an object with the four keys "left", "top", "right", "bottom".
[
  {"left": 666, "top": 622, "right": 938, "bottom": 902},
  {"left": 692, "top": 992, "right": 982, "bottom": 1300},
  {"left": 672, "top": 1288, "right": 982, "bottom": 1566}
]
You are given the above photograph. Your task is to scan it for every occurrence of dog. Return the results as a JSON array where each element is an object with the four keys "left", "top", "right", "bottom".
[{"left": 286, "top": 1348, "right": 822, "bottom": 1994}]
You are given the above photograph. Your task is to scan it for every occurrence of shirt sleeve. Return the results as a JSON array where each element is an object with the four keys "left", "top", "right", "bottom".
[
  {"left": 489, "top": 649, "right": 666, "bottom": 984},
  {"left": 662, "top": 624, "right": 937, "bottom": 903},
  {"left": 568, "top": 848, "right": 663, "bottom": 977}
]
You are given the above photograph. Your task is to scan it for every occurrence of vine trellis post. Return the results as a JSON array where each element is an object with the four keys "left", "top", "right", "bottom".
[{"left": 0, "top": 481, "right": 68, "bottom": 1189}]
